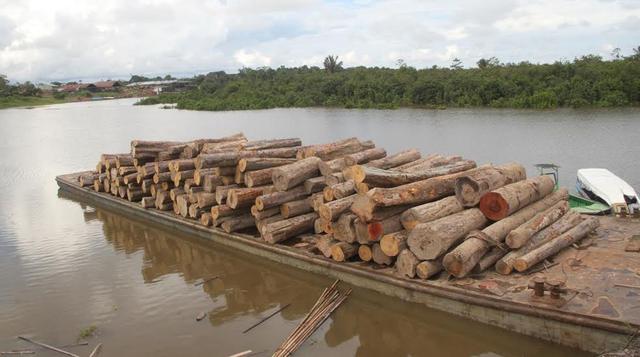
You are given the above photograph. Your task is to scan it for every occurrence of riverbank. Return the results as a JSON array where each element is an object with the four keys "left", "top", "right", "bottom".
[{"left": 0, "top": 95, "right": 67, "bottom": 109}]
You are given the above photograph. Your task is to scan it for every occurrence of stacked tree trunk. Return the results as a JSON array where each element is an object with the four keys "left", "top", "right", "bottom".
[{"left": 82, "top": 136, "right": 599, "bottom": 283}]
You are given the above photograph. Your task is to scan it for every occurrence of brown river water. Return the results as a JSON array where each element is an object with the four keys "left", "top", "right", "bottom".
[{"left": 3, "top": 98, "right": 639, "bottom": 356}]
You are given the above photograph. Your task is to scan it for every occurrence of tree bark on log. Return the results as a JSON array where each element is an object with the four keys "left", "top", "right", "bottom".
[
  {"left": 323, "top": 180, "right": 355, "bottom": 201},
  {"left": 442, "top": 188, "right": 568, "bottom": 278},
  {"left": 479, "top": 175, "right": 555, "bottom": 221},
  {"left": 365, "top": 149, "right": 421, "bottom": 169},
  {"left": 350, "top": 165, "right": 491, "bottom": 222},
  {"left": 227, "top": 187, "right": 269, "bottom": 209},
  {"left": 257, "top": 215, "right": 285, "bottom": 235},
  {"left": 211, "top": 204, "right": 244, "bottom": 220},
  {"left": 331, "top": 242, "right": 358, "bottom": 262},
  {"left": 343, "top": 147, "right": 387, "bottom": 166},
  {"left": 390, "top": 154, "right": 439, "bottom": 172},
  {"left": 203, "top": 175, "right": 225, "bottom": 193},
  {"left": 396, "top": 249, "right": 419, "bottom": 278},
  {"left": 454, "top": 163, "right": 526, "bottom": 207},
  {"left": 316, "top": 235, "right": 337, "bottom": 258},
  {"left": 238, "top": 157, "right": 297, "bottom": 172},
  {"left": 318, "top": 195, "right": 356, "bottom": 222},
  {"left": 262, "top": 212, "right": 318, "bottom": 244},
  {"left": 358, "top": 244, "right": 373, "bottom": 262},
  {"left": 196, "top": 192, "right": 217, "bottom": 209},
  {"left": 372, "top": 243, "right": 394, "bottom": 265},
  {"left": 344, "top": 160, "right": 476, "bottom": 187},
  {"left": 309, "top": 192, "right": 325, "bottom": 212},
  {"left": 408, "top": 208, "right": 488, "bottom": 260},
  {"left": 400, "top": 196, "right": 464, "bottom": 230},
  {"left": 380, "top": 231, "right": 408, "bottom": 257},
  {"left": 332, "top": 213, "right": 357, "bottom": 243},
  {"left": 496, "top": 211, "right": 581, "bottom": 275},
  {"left": 255, "top": 186, "right": 308, "bottom": 210},
  {"left": 221, "top": 214, "right": 256, "bottom": 233},
  {"left": 472, "top": 247, "right": 508, "bottom": 274},
  {"left": 506, "top": 200, "right": 569, "bottom": 249},
  {"left": 416, "top": 259, "right": 443, "bottom": 279},
  {"left": 304, "top": 176, "right": 327, "bottom": 194},
  {"left": 189, "top": 204, "right": 207, "bottom": 219},
  {"left": 302, "top": 138, "right": 361, "bottom": 160},
  {"left": 514, "top": 217, "right": 599, "bottom": 272},
  {"left": 244, "top": 167, "right": 276, "bottom": 187},
  {"left": 251, "top": 205, "right": 280, "bottom": 220},
  {"left": 170, "top": 187, "right": 186, "bottom": 201},
  {"left": 243, "top": 138, "right": 302, "bottom": 151},
  {"left": 280, "top": 199, "right": 312, "bottom": 219},
  {"left": 215, "top": 184, "right": 239, "bottom": 205},
  {"left": 395, "top": 155, "right": 460, "bottom": 173},
  {"left": 272, "top": 157, "right": 322, "bottom": 191}
]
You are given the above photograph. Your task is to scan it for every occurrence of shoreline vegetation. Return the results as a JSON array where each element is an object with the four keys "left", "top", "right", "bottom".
[{"left": 138, "top": 51, "right": 640, "bottom": 111}]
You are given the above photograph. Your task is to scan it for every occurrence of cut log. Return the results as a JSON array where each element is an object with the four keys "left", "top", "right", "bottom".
[
  {"left": 211, "top": 204, "right": 243, "bottom": 220},
  {"left": 221, "top": 214, "right": 256, "bottom": 233},
  {"left": 244, "top": 167, "right": 276, "bottom": 187},
  {"left": 479, "top": 175, "right": 555, "bottom": 221},
  {"left": 380, "top": 231, "right": 408, "bottom": 257},
  {"left": 344, "top": 160, "right": 477, "bottom": 187},
  {"left": 251, "top": 205, "right": 280, "bottom": 220},
  {"left": 93, "top": 179, "right": 103, "bottom": 192},
  {"left": 170, "top": 187, "right": 186, "bottom": 201},
  {"left": 506, "top": 200, "right": 569, "bottom": 249},
  {"left": 400, "top": 196, "right": 464, "bottom": 230},
  {"left": 442, "top": 189, "right": 568, "bottom": 278},
  {"left": 203, "top": 175, "right": 225, "bottom": 193},
  {"left": 141, "top": 196, "right": 155, "bottom": 208},
  {"left": 366, "top": 149, "right": 421, "bottom": 169},
  {"left": 255, "top": 186, "right": 308, "bottom": 210},
  {"left": 154, "top": 162, "right": 170, "bottom": 174},
  {"left": 414, "top": 259, "right": 442, "bottom": 280},
  {"left": 215, "top": 184, "right": 239, "bottom": 205},
  {"left": 271, "top": 157, "right": 322, "bottom": 191},
  {"left": 238, "top": 157, "right": 297, "bottom": 172},
  {"left": 280, "top": 199, "right": 312, "bottom": 219},
  {"left": 332, "top": 213, "right": 357, "bottom": 243},
  {"left": 350, "top": 165, "right": 491, "bottom": 222},
  {"left": 472, "top": 247, "right": 508, "bottom": 274},
  {"left": 227, "top": 187, "right": 269, "bottom": 209},
  {"left": 303, "top": 138, "right": 360, "bottom": 159},
  {"left": 200, "top": 212, "right": 213, "bottom": 226},
  {"left": 304, "top": 176, "right": 327, "bottom": 194},
  {"left": 257, "top": 215, "right": 285, "bottom": 234},
  {"left": 366, "top": 215, "right": 403, "bottom": 242},
  {"left": 243, "top": 138, "right": 302, "bottom": 151},
  {"left": 309, "top": 192, "right": 325, "bottom": 212},
  {"left": 262, "top": 212, "right": 318, "bottom": 244},
  {"left": 390, "top": 154, "right": 440, "bottom": 172},
  {"left": 79, "top": 173, "right": 98, "bottom": 187},
  {"left": 407, "top": 208, "right": 488, "bottom": 260},
  {"left": 496, "top": 211, "right": 581, "bottom": 275},
  {"left": 372, "top": 243, "right": 393, "bottom": 265},
  {"left": 196, "top": 192, "right": 217, "bottom": 209},
  {"left": 173, "top": 170, "right": 195, "bottom": 186},
  {"left": 514, "top": 217, "right": 599, "bottom": 272},
  {"left": 126, "top": 188, "right": 145, "bottom": 202},
  {"left": 314, "top": 217, "right": 331, "bottom": 234},
  {"left": 177, "top": 196, "right": 190, "bottom": 217},
  {"left": 318, "top": 195, "right": 356, "bottom": 222},
  {"left": 454, "top": 163, "right": 526, "bottom": 207},
  {"left": 331, "top": 242, "right": 358, "bottom": 262},
  {"left": 343, "top": 147, "right": 387, "bottom": 166},
  {"left": 396, "top": 249, "right": 419, "bottom": 278},
  {"left": 323, "top": 180, "right": 355, "bottom": 201},
  {"left": 188, "top": 204, "right": 207, "bottom": 219},
  {"left": 358, "top": 245, "right": 373, "bottom": 262},
  {"left": 355, "top": 182, "right": 369, "bottom": 194},
  {"left": 325, "top": 172, "right": 345, "bottom": 186},
  {"left": 316, "top": 235, "right": 337, "bottom": 258}
]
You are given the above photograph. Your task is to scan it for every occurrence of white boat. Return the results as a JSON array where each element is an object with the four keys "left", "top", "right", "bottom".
[{"left": 576, "top": 168, "right": 639, "bottom": 215}]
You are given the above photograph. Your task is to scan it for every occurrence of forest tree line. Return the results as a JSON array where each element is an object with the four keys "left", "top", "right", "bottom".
[{"left": 138, "top": 48, "right": 640, "bottom": 110}]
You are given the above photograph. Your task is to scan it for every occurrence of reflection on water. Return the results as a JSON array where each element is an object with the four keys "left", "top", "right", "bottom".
[{"left": 49, "top": 191, "right": 588, "bottom": 357}]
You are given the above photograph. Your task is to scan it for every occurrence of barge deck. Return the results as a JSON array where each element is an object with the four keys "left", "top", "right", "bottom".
[{"left": 56, "top": 172, "right": 640, "bottom": 354}]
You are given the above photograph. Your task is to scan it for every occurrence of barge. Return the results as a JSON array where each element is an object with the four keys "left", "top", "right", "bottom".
[{"left": 57, "top": 172, "right": 640, "bottom": 354}]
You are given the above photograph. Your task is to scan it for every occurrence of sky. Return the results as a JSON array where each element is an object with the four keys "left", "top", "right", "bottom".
[{"left": 0, "top": 0, "right": 639, "bottom": 83}]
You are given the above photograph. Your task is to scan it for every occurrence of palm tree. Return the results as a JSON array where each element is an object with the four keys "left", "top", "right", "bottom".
[{"left": 323, "top": 55, "right": 343, "bottom": 73}]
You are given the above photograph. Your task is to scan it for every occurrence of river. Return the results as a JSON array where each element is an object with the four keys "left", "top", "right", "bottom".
[{"left": 2, "top": 98, "right": 638, "bottom": 356}]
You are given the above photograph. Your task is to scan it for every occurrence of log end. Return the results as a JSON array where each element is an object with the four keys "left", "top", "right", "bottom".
[
  {"left": 358, "top": 245, "right": 372, "bottom": 261},
  {"left": 479, "top": 192, "right": 509, "bottom": 221},
  {"left": 350, "top": 194, "right": 376, "bottom": 222},
  {"left": 513, "top": 258, "right": 528, "bottom": 272},
  {"left": 495, "top": 259, "right": 513, "bottom": 275},
  {"left": 331, "top": 245, "right": 346, "bottom": 262},
  {"left": 367, "top": 221, "right": 383, "bottom": 242},
  {"left": 442, "top": 252, "right": 464, "bottom": 278}
]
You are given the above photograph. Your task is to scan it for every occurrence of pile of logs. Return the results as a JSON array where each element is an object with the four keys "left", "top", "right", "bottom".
[{"left": 78, "top": 134, "right": 599, "bottom": 281}]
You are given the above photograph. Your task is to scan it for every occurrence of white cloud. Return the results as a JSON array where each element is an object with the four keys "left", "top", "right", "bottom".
[
  {"left": 234, "top": 49, "right": 272, "bottom": 67},
  {"left": 0, "top": 0, "right": 638, "bottom": 82}
]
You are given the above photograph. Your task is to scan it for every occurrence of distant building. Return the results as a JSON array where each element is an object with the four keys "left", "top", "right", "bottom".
[
  {"left": 125, "top": 79, "right": 193, "bottom": 95},
  {"left": 58, "top": 83, "right": 96, "bottom": 92},
  {"left": 93, "top": 80, "right": 122, "bottom": 91}
]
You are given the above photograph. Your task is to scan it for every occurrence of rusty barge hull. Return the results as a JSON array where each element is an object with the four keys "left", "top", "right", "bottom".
[{"left": 56, "top": 172, "right": 640, "bottom": 354}]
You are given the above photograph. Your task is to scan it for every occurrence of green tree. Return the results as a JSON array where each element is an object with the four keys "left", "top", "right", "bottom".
[
  {"left": 450, "top": 58, "right": 463, "bottom": 70},
  {"left": 323, "top": 55, "right": 343, "bottom": 73}
]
